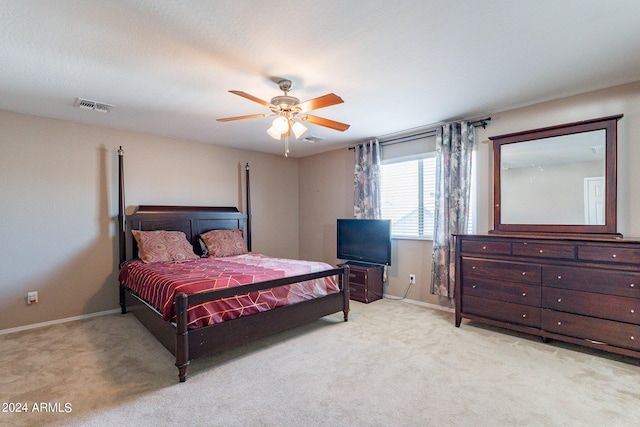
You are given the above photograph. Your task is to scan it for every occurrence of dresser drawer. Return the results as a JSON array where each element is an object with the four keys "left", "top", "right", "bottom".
[
  {"left": 463, "top": 277, "right": 540, "bottom": 306},
  {"left": 542, "top": 310, "right": 640, "bottom": 352},
  {"left": 512, "top": 242, "right": 576, "bottom": 260},
  {"left": 542, "top": 287, "right": 640, "bottom": 324},
  {"left": 578, "top": 245, "right": 640, "bottom": 264},
  {"left": 463, "top": 295, "right": 540, "bottom": 328},
  {"left": 461, "top": 240, "right": 511, "bottom": 255},
  {"left": 462, "top": 257, "right": 541, "bottom": 284},
  {"left": 542, "top": 265, "right": 640, "bottom": 298}
]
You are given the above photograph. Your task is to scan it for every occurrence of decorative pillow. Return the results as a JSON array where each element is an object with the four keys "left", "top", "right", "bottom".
[
  {"left": 200, "top": 229, "right": 248, "bottom": 257},
  {"left": 132, "top": 230, "right": 199, "bottom": 263}
]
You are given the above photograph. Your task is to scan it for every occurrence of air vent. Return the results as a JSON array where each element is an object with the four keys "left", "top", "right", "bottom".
[
  {"left": 301, "top": 136, "right": 325, "bottom": 143},
  {"left": 74, "top": 98, "right": 113, "bottom": 113}
]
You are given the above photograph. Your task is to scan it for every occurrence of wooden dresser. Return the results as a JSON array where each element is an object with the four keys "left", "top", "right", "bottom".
[{"left": 454, "top": 234, "right": 640, "bottom": 358}]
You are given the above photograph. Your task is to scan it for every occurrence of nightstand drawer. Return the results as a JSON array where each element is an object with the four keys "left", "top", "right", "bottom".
[
  {"left": 348, "top": 269, "right": 368, "bottom": 286},
  {"left": 349, "top": 282, "right": 381, "bottom": 303},
  {"left": 349, "top": 283, "right": 366, "bottom": 302}
]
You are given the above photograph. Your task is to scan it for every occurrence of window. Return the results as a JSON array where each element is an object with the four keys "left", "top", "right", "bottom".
[{"left": 381, "top": 153, "right": 475, "bottom": 239}]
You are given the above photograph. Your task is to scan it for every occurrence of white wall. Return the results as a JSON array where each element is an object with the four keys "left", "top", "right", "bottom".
[
  {"left": 298, "top": 148, "right": 353, "bottom": 264},
  {"left": 0, "top": 110, "right": 299, "bottom": 330}
]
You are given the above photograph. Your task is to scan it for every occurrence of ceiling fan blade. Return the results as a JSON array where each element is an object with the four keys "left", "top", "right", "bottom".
[
  {"left": 229, "top": 90, "right": 274, "bottom": 108},
  {"left": 300, "top": 114, "right": 350, "bottom": 132},
  {"left": 297, "top": 93, "right": 344, "bottom": 112},
  {"left": 216, "top": 113, "right": 271, "bottom": 122}
]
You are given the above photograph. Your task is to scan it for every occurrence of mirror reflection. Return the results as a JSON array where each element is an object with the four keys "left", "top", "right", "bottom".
[{"left": 500, "top": 130, "right": 606, "bottom": 225}]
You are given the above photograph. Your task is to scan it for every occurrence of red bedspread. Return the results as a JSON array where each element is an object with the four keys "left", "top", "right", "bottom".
[{"left": 118, "top": 253, "right": 339, "bottom": 329}]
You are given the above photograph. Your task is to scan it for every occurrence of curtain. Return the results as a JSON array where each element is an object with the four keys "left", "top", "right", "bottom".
[
  {"left": 431, "top": 122, "right": 475, "bottom": 298},
  {"left": 354, "top": 139, "right": 381, "bottom": 219}
]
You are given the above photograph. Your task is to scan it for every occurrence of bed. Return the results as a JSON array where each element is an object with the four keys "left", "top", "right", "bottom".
[{"left": 116, "top": 148, "right": 350, "bottom": 382}]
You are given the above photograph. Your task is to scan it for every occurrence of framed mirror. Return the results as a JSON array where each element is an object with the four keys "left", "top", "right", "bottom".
[{"left": 490, "top": 114, "right": 623, "bottom": 238}]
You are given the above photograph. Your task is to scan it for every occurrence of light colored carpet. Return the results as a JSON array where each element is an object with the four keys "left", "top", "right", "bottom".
[{"left": 1, "top": 299, "right": 639, "bottom": 426}]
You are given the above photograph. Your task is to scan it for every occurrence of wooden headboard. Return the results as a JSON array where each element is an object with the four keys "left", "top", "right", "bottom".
[
  {"left": 125, "top": 205, "right": 247, "bottom": 261},
  {"left": 117, "top": 147, "right": 251, "bottom": 264}
]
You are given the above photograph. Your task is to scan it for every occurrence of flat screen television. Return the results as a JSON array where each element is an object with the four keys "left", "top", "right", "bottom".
[{"left": 337, "top": 219, "right": 391, "bottom": 266}]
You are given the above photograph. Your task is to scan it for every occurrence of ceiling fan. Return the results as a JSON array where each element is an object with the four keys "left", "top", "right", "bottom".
[{"left": 217, "top": 79, "right": 349, "bottom": 155}]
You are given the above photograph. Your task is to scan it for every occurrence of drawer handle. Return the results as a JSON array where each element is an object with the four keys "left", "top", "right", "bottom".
[
  {"left": 472, "top": 285, "right": 477, "bottom": 289},
  {"left": 472, "top": 266, "right": 477, "bottom": 270},
  {"left": 522, "top": 292, "right": 527, "bottom": 297},
  {"left": 612, "top": 254, "right": 617, "bottom": 258},
  {"left": 482, "top": 245, "right": 487, "bottom": 250},
  {"left": 522, "top": 272, "right": 526, "bottom": 276},
  {"left": 557, "top": 275, "right": 562, "bottom": 280},
  {"left": 631, "top": 309, "right": 635, "bottom": 314},
  {"left": 539, "top": 249, "right": 544, "bottom": 253},
  {"left": 557, "top": 298, "right": 562, "bottom": 303},
  {"left": 522, "top": 314, "right": 527, "bottom": 318},
  {"left": 557, "top": 321, "right": 562, "bottom": 326},
  {"left": 631, "top": 283, "right": 636, "bottom": 288},
  {"left": 632, "top": 336, "right": 636, "bottom": 341}
]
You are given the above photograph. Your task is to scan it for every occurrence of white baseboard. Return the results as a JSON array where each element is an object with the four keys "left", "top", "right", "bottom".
[{"left": 0, "top": 308, "right": 121, "bottom": 336}]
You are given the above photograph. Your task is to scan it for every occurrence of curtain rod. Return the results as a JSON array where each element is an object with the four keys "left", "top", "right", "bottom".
[{"left": 349, "top": 117, "right": 491, "bottom": 150}]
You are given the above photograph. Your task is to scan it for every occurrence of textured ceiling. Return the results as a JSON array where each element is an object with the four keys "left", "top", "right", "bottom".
[{"left": 1, "top": 0, "right": 640, "bottom": 157}]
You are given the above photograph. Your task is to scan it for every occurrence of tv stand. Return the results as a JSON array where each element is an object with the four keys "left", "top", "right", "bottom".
[{"left": 340, "top": 262, "right": 384, "bottom": 303}]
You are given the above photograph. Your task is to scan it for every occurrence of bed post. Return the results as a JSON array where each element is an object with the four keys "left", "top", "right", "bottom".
[
  {"left": 245, "top": 163, "right": 252, "bottom": 251},
  {"left": 118, "top": 146, "right": 127, "bottom": 314},
  {"left": 342, "top": 265, "right": 350, "bottom": 322},
  {"left": 175, "top": 292, "right": 190, "bottom": 382},
  {"left": 118, "top": 146, "right": 126, "bottom": 264}
]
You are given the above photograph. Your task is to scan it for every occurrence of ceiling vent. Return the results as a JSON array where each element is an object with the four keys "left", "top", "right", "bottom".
[
  {"left": 301, "top": 136, "right": 325, "bottom": 143},
  {"left": 74, "top": 98, "right": 113, "bottom": 113}
]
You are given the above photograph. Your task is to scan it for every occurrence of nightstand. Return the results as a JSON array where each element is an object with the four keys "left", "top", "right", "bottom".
[{"left": 341, "top": 263, "right": 384, "bottom": 303}]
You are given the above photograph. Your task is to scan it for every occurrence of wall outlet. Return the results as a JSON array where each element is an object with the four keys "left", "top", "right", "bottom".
[
  {"left": 409, "top": 274, "right": 416, "bottom": 285},
  {"left": 27, "top": 291, "right": 38, "bottom": 305}
]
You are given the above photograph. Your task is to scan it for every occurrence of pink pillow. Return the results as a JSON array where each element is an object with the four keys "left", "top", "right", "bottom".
[
  {"left": 132, "top": 230, "right": 199, "bottom": 263},
  {"left": 200, "top": 229, "right": 248, "bottom": 257}
]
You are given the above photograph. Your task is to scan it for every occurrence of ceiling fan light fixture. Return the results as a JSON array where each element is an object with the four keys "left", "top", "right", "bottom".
[
  {"left": 218, "top": 78, "right": 349, "bottom": 155},
  {"left": 291, "top": 121, "right": 308, "bottom": 139},
  {"left": 272, "top": 116, "right": 289, "bottom": 134},
  {"left": 267, "top": 125, "right": 282, "bottom": 140}
]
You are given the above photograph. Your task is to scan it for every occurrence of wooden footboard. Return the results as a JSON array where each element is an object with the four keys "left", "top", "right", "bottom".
[{"left": 122, "top": 265, "right": 349, "bottom": 382}]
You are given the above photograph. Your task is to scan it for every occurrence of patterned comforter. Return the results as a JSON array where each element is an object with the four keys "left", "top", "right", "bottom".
[{"left": 118, "top": 253, "right": 339, "bottom": 329}]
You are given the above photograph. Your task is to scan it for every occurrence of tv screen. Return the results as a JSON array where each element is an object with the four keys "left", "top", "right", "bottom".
[{"left": 337, "top": 219, "right": 391, "bottom": 266}]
